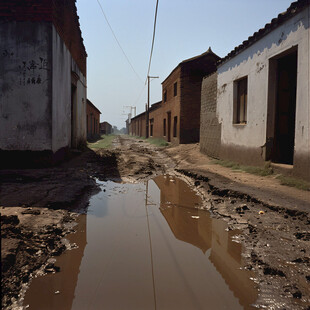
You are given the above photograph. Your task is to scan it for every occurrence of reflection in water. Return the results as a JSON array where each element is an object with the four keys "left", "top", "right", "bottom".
[
  {"left": 23, "top": 215, "right": 87, "bottom": 310},
  {"left": 23, "top": 176, "right": 257, "bottom": 310},
  {"left": 154, "top": 175, "right": 257, "bottom": 309}
]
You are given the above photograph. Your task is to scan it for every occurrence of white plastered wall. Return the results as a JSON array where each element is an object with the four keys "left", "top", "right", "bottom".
[
  {"left": 0, "top": 22, "right": 52, "bottom": 151},
  {"left": 217, "top": 8, "right": 309, "bottom": 161},
  {"left": 51, "top": 26, "right": 86, "bottom": 152}
]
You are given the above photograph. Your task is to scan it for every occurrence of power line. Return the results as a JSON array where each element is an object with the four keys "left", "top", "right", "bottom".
[
  {"left": 96, "top": 0, "right": 143, "bottom": 84},
  {"left": 145, "top": 0, "right": 159, "bottom": 84},
  {"left": 134, "top": 84, "right": 147, "bottom": 105}
]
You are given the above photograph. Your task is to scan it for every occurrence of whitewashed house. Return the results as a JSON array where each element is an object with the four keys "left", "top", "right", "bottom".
[
  {"left": 215, "top": 0, "right": 310, "bottom": 180},
  {"left": 0, "top": 0, "right": 87, "bottom": 164}
]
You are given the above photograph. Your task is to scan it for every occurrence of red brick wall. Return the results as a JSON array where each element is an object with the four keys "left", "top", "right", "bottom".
[
  {"left": 130, "top": 113, "right": 146, "bottom": 137},
  {"left": 130, "top": 52, "right": 219, "bottom": 144},
  {"left": 100, "top": 122, "right": 112, "bottom": 135},
  {"left": 180, "top": 53, "right": 219, "bottom": 143},
  {"left": 87, "top": 102, "right": 100, "bottom": 139},
  {"left": 149, "top": 104, "right": 163, "bottom": 138},
  {"left": 0, "top": 0, "right": 86, "bottom": 76},
  {"left": 162, "top": 66, "right": 182, "bottom": 144}
]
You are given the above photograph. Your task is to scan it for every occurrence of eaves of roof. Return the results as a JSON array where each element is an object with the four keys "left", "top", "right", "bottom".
[
  {"left": 218, "top": 0, "right": 310, "bottom": 66},
  {"left": 162, "top": 47, "right": 220, "bottom": 85},
  {"left": 131, "top": 111, "right": 146, "bottom": 121},
  {"left": 87, "top": 99, "right": 101, "bottom": 114}
]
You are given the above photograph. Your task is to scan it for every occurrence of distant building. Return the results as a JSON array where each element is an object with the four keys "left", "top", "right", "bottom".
[
  {"left": 129, "top": 49, "right": 220, "bottom": 143},
  {"left": 161, "top": 48, "right": 220, "bottom": 144},
  {"left": 0, "top": 0, "right": 87, "bottom": 160},
  {"left": 100, "top": 122, "right": 112, "bottom": 135},
  {"left": 200, "top": 0, "right": 310, "bottom": 181},
  {"left": 129, "top": 102, "right": 162, "bottom": 138},
  {"left": 129, "top": 111, "right": 146, "bottom": 137},
  {"left": 86, "top": 100, "right": 101, "bottom": 140}
]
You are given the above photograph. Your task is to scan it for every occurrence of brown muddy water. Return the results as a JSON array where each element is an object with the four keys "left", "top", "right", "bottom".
[{"left": 23, "top": 175, "right": 258, "bottom": 310}]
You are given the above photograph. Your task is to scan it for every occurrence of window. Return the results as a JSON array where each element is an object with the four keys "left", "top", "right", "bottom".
[
  {"left": 234, "top": 77, "right": 247, "bottom": 124},
  {"left": 164, "top": 90, "right": 167, "bottom": 102},
  {"left": 173, "top": 116, "right": 177, "bottom": 137},
  {"left": 150, "top": 119, "right": 154, "bottom": 137},
  {"left": 163, "top": 119, "right": 166, "bottom": 136},
  {"left": 174, "top": 82, "right": 177, "bottom": 96}
]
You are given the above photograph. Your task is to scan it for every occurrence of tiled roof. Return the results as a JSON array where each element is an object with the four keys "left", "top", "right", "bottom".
[
  {"left": 218, "top": 0, "right": 310, "bottom": 66},
  {"left": 162, "top": 47, "right": 220, "bottom": 84}
]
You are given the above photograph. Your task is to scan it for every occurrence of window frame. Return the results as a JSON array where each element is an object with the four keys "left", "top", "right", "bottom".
[
  {"left": 173, "top": 82, "right": 177, "bottom": 97},
  {"left": 233, "top": 76, "right": 248, "bottom": 124},
  {"left": 164, "top": 89, "right": 167, "bottom": 102}
]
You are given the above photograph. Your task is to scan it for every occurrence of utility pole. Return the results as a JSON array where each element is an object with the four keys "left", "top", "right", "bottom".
[
  {"left": 146, "top": 75, "right": 159, "bottom": 138},
  {"left": 123, "top": 106, "right": 136, "bottom": 118}
]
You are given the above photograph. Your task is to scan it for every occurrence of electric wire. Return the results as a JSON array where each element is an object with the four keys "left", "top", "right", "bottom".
[
  {"left": 134, "top": 84, "right": 147, "bottom": 106},
  {"left": 145, "top": 0, "right": 159, "bottom": 84},
  {"left": 144, "top": 181, "right": 157, "bottom": 310},
  {"left": 96, "top": 0, "right": 143, "bottom": 84}
]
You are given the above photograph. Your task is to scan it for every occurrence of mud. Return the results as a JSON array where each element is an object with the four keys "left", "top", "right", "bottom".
[
  {"left": 1, "top": 135, "right": 310, "bottom": 310},
  {"left": 22, "top": 176, "right": 257, "bottom": 310}
]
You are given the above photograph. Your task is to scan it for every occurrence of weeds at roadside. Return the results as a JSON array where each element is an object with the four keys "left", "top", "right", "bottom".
[
  {"left": 276, "top": 175, "right": 310, "bottom": 191},
  {"left": 213, "top": 159, "right": 274, "bottom": 176},
  {"left": 212, "top": 159, "right": 274, "bottom": 176},
  {"left": 88, "top": 135, "right": 116, "bottom": 149},
  {"left": 212, "top": 159, "right": 310, "bottom": 191},
  {"left": 146, "top": 137, "right": 169, "bottom": 147}
]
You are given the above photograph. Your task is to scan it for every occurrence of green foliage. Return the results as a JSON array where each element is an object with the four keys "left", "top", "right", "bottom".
[
  {"left": 146, "top": 137, "right": 169, "bottom": 147},
  {"left": 88, "top": 135, "right": 116, "bottom": 149},
  {"left": 276, "top": 175, "right": 310, "bottom": 191},
  {"left": 212, "top": 159, "right": 274, "bottom": 176}
]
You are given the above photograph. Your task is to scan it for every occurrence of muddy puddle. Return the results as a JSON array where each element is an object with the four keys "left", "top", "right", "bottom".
[{"left": 23, "top": 175, "right": 258, "bottom": 310}]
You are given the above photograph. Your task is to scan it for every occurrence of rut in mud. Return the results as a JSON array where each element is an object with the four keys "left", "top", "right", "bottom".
[{"left": 1, "top": 135, "right": 310, "bottom": 310}]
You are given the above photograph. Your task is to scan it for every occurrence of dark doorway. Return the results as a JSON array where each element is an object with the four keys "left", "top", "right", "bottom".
[
  {"left": 163, "top": 118, "right": 166, "bottom": 136},
  {"left": 167, "top": 112, "right": 171, "bottom": 142},
  {"left": 272, "top": 51, "right": 297, "bottom": 165},
  {"left": 71, "top": 85, "right": 77, "bottom": 147},
  {"left": 173, "top": 116, "right": 177, "bottom": 137}
]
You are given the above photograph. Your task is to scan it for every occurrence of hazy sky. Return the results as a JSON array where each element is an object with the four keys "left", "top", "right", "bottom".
[{"left": 76, "top": 0, "right": 293, "bottom": 128}]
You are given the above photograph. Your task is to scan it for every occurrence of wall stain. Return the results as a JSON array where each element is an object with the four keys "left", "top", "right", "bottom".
[{"left": 18, "top": 57, "right": 50, "bottom": 86}]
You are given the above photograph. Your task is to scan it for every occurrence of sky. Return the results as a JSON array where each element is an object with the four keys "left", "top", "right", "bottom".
[{"left": 76, "top": 0, "right": 293, "bottom": 129}]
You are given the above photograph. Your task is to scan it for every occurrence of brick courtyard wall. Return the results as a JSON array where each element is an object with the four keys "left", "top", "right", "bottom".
[
  {"left": 179, "top": 53, "right": 218, "bottom": 144},
  {"left": 86, "top": 100, "right": 100, "bottom": 140},
  {"left": 200, "top": 72, "right": 221, "bottom": 158}
]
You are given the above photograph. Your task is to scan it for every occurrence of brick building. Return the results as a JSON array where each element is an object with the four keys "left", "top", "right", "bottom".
[
  {"left": 129, "top": 49, "right": 219, "bottom": 143},
  {"left": 100, "top": 121, "right": 112, "bottom": 135},
  {"left": 86, "top": 99, "right": 101, "bottom": 140},
  {"left": 130, "top": 111, "right": 146, "bottom": 137},
  {"left": 161, "top": 48, "right": 220, "bottom": 144},
  {"left": 129, "top": 101, "right": 162, "bottom": 138},
  {"left": 0, "top": 0, "right": 87, "bottom": 162}
]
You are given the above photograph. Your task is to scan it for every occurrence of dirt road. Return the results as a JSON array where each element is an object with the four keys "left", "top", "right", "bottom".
[{"left": 1, "top": 135, "right": 309, "bottom": 309}]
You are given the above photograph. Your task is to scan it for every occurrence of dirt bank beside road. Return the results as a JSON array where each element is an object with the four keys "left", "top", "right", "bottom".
[{"left": 1, "top": 135, "right": 310, "bottom": 310}]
